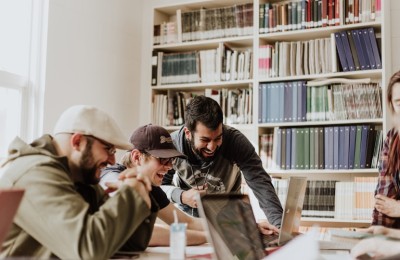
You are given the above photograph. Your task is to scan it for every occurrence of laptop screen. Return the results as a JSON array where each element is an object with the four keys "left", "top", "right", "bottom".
[
  {"left": 198, "top": 193, "right": 266, "bottom": 260},
  {"left": 0, "top": 189, "right": 24, "bottom": 247}
]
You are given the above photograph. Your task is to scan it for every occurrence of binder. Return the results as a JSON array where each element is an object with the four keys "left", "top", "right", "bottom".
[
  {"left": 334, "top": 32, "right": 349, "bottom": 71},
  {"left": 367, "top": 27, "right": 382, "bottom": 69},
  {"left": 348, "top": 125, "right": 357, "bottom": 169},
  {"left": 361, "top": 28, "right": 377, "bottom": 69},
  {"left": 351, "top": 30, "right": 367, "bottom": 70},
  {"left": 357, "top": 29, "right": 371, "bottom": 70},
  {"left": 346, "top": 30, "right": 360, "bottom": 70},
  {"left": 340, "top": 31, "right": 355, "bottom": 71}
]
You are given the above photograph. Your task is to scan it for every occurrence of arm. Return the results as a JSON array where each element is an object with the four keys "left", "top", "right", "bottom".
[
  {"left": 15, "top": 163, "right": 154, "bottom": 259},
  {"left": 351, "top": 237, "right": 400, "bottom": 260},
  {"left": 161, "top": 168, "right": 185, "bottom": 203},
  {"left": 151, "top": 203, "right": 207, "bottom": 246},
  {"left": 149, "top": 223, "right": 206, "bottom": 246},
  {"left": 228, "top": 128, "right": 283, "bottom": 227},
  {"left": 372, "top": 129, "right": 398, "bottom": 226}
]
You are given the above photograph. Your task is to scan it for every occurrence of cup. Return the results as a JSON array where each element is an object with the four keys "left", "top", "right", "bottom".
[{"left": 170, "top": 223, "right": 187, "bottom": 260}]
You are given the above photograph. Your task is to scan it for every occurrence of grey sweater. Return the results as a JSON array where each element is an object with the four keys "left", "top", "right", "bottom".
[{"left": 161, "top": 125, "right": 283, "bottom": 227}]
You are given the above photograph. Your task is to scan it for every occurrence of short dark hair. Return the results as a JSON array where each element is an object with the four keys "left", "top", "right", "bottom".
[
  {"left": 185, "top": 95, "right": 223, "bottom": 132},
  {"left": 387, "top": 71, "right": 400, "bottom": 112}
]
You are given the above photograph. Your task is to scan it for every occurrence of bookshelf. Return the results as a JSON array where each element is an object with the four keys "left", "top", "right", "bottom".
[{"left": 148, "top": 0, "right": 391, "bottom": 228}]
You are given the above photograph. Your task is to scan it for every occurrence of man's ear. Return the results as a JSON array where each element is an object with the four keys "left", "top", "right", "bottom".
[
  {"left": 70, "top": 133, "right": 84, "bottom": 151},
  {"left": 184, "top": 127, "right": 191, "bottom": 140},
  {"left": 131, "top": 149, "right": 141, "bottom": 164}
]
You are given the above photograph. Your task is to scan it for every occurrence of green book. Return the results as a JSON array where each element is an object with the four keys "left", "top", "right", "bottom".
[{"left": 304, "top": 127, "right": 310, "bottom": 169}]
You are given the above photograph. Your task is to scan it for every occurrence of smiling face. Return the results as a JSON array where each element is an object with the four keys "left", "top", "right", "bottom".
[
  {"left": 77, "top": 135, "right": 116, "bottom": 185},
  {"left": 185, "top": 122, "right": 223, "bottom": 162},
  {"left": 132, "top": 150, "right": 173, "bottom": 186},
  {"left": 391, "top": 83, "right": 400, "bottom": 114}
]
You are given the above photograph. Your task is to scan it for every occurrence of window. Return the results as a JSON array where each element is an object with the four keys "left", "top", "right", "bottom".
[{"left": 0, "top": 0, "right": 48, "bottom": 159}]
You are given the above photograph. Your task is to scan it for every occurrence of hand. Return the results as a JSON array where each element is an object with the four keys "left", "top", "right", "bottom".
[
  {"left": 257, "top": 220, "right": 279, "bottom": 235},
  {"left": 375, "top": 194, "right": 400, "bottom": 217},
  {"left": 351, "top": 237, "right": 400, "bottom": 260},
  {"left": 181, "top": 187, "right": 207, "bottom": 208},
  {"left": 364, "top": 225, "right": 400, "bottom": 240},
  {"left": 119, "top": 168, "right": 152, "bottom": 191},
  {"left": 104, "top": 168, "right": 153, "bottom": 208}
]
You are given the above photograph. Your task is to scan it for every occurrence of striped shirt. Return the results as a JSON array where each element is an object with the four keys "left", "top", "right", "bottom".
[{"left": 372, "top": 128, "right": 400, "bottom": 228}]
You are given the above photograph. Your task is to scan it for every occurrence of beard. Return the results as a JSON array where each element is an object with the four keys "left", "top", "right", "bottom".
[
  {"left": 79, "top": 140, "right": 99, "bottom": 185},
  {"left": 188, "top": 135, "right": 218, "bottom": 163}
]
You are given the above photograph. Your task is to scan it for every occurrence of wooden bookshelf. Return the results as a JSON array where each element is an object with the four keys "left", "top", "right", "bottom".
[{"left": 146, "top": 0, "right": 391, "bottom": 228}]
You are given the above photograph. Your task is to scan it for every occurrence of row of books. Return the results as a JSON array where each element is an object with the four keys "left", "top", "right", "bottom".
[
  {"left": 151, "top": 45, "right": 253, "bottom": 86},
  {"left": 272, "top": 177, "right": 377, "bottom": 220},
  {"left": 259, "top": 0, "right": 382, "bottom": 34},
  {"left": 258, "top": 37, "right": 334, "bottom": 78},
  {"left": 334, "top": 28, "right": 381, "bottom": 72},
  {"left": 258, "top": 81, "right": 382, "bottom": 123},
  {"left": 258, "top": 27, "right": 380, "bottom": 79},
  {"left": 152, "top": 89, "right": 253, "bottom": 126},
  {"left": 153, "top": 3, "right": 254, "bottom": 45},
  {"left": 259, "top": 125, "right": 383, "bottom": 170},
  {"left": 153, "top": 27, "right": 380, "bottom": 84}
]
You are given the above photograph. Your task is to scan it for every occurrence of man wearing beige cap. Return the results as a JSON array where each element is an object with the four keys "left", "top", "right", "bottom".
[
  {"left": 0, "top": 105, "right": 158, "bottom": 259},
  {"left": 100, "top": 124, "right": 206, "bottom": 246}
]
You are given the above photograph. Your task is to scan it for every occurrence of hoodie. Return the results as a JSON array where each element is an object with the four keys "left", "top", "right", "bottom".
[{"left": 0, "top": 134, "right": 157, "bottom": 259}]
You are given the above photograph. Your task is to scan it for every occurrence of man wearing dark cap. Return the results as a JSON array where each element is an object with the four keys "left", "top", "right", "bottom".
[
  {"left": 0, "top": 105, "right": 157, "bottom": 259},
  {"left": 100, "top": 124, "right": 206, "bottom": 246}
]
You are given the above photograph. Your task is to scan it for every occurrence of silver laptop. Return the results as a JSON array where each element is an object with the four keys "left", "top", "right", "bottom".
[
  {"left": 0, "top": 189, "right": 24, "bottom": 248},
  {"left": 196, "top": 177, "right": 307, "bottom": 259}
]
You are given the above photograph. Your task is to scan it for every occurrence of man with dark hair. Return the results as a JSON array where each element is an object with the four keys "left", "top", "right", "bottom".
[{"left": 161, "top": 95, "right": 283, "bottom": 231}]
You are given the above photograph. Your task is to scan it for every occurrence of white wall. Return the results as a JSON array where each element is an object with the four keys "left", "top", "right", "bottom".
[{"left": 44, "top": 0, "right": 143, "bottom": 143}]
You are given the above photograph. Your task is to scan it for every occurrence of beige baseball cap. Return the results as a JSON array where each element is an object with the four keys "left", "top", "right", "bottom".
[{"left": 53, "top": 105, "right": 133, "bottom": 150}]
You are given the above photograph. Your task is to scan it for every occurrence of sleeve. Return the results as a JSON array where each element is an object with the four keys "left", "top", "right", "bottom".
[
  {"left": 151, "top": 186, "right": 170, "bottom": 209},
  {"left": 372, "top": 129, "right": 398, "bottom": 227},
  {"left": 14, "top": 164, "right": 154, "bottom": 259},
  {"left": 161, "top": 168, "right": 184, "bottom": 204},
  {"left": 229, "top": 129, "right": 283, "bottom": 227}
]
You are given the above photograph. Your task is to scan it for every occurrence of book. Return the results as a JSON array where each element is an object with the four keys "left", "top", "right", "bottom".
[
  {"left": 361, "top": 28, "right": 377, "bottom": 69},
  {"left": 359, "top": 125, "right": 369, "bottom": 168},
  {"left": 334, "top": 32, "right": 349, "bottom": 71},
  {"left": 340, "top": 30, "right": 355, "bottom": 71},
  {"left": 367, "top": 27, "right": 382, "bottom": 69},
  {"left": 357, "top": 29, "right": 371, "bottom": 70},
  {"left": 348, "top": 125, "right": 357, "bottom": 169},
  {"left": 151, "top": 50, "right": 159, "bottom": 86},
  {"left": 346, "top": 30, "right": 360, "bottom": 70}
]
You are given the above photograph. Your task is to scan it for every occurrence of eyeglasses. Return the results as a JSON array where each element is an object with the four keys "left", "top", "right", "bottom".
[
  {"left": 150, "top": 155, "right": 177, "bottom": 166},
  {"left": 84, "top": 135, "right": 116, "bottom": 156}
]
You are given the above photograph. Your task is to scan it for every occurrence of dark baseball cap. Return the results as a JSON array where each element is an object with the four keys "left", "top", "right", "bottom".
[{"left": 129, "top": 124, "right": 186, "bottom": 159}]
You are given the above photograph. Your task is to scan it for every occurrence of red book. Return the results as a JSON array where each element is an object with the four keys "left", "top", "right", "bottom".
[
  {"left": 334, "top": 0, "right": 340, "bottom": 25},
  {"left": 321, "top": 0, "right": 328, "bottom": 27},
  {"left": 328, "top": 0, "right": 334, "bottom": 26}
]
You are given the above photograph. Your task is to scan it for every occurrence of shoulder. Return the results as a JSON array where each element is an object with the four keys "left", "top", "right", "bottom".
[{"left": 223, "top": 125, "right": 252, "bottom": 147}]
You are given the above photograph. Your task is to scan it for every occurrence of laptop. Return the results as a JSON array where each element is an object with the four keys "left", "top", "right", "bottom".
[
  {"left": 0, "top": 189, "right": 25, "bottom": 248},
  {"left": 196, "top": 176, "right": 307, "bottom": 259}
]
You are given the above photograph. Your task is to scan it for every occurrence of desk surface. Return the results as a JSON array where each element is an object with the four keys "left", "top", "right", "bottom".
[{"left": 115, "top": 244, "right": 351, "bottom": 260}]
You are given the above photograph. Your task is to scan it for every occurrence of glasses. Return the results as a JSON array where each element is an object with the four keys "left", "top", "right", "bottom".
[
  {"left": 149, "top": 155, "right": 177, "bottom": 166},
  {"left": 84, "top": 135, "right": 116, "bottom": 156}
]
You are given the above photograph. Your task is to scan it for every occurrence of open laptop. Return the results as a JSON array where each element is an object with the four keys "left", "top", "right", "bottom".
[
  {"left": 196, "top": 176, "right": 307, "bottom": 259},
  {"left": 0, "top": 189, "right": 24, "bottom": 248}
]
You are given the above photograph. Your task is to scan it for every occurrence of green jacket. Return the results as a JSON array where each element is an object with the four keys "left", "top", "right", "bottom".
[{"left": 0, "top": 135, "right": 158, "bottom": 259}]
